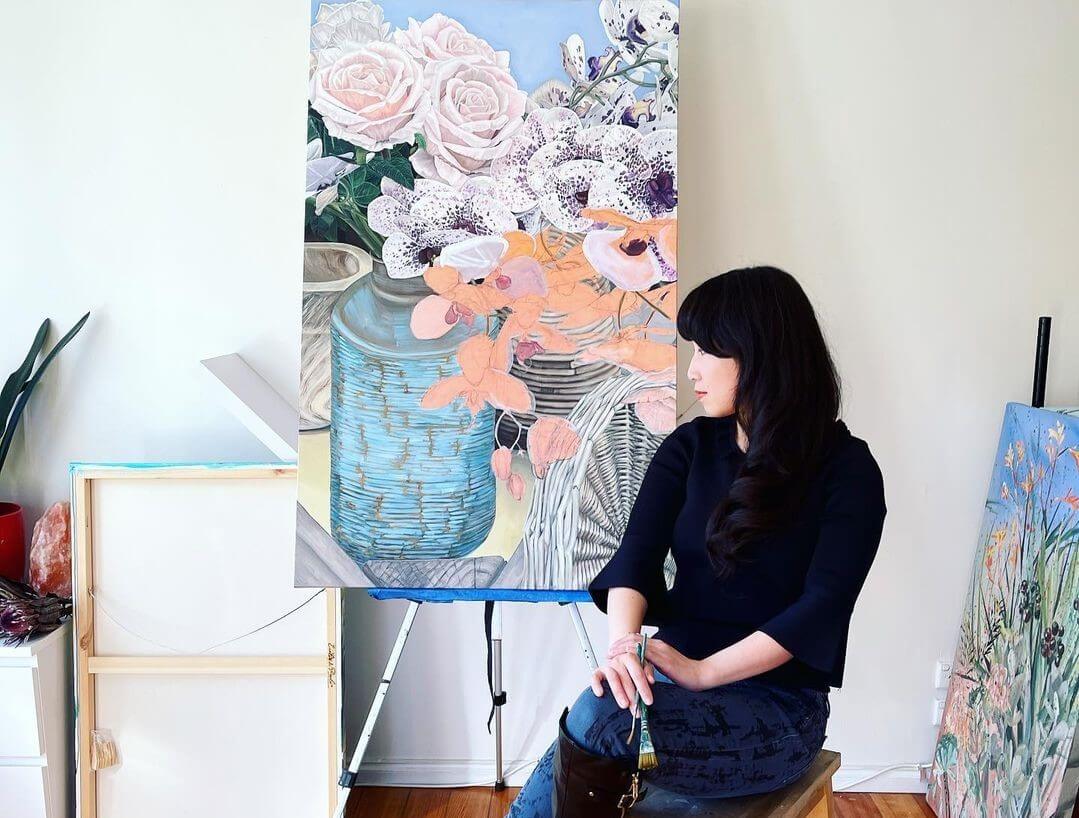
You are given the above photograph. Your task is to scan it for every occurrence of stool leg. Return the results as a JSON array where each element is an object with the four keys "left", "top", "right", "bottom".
[
  {"left": 802, "top": 780, "right": 837, "bottom": 818},
  {"left": 804, "top": 787, "right": 829, "bottom": 818},
  {"left": 824, "top": 779, "right": 837, "bottom": 818}
]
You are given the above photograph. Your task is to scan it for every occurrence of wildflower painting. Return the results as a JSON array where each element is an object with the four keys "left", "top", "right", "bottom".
[
  {"left": 295, "top": 0, "right": 681, "bottom": 593},
  {"left": 927, "top": 403, "right": 1079, "bottom": 818}
]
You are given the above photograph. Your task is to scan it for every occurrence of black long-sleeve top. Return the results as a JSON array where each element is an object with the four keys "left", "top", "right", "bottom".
[{"left": 587, "top": 413, "right": 887, "bottom": 692}]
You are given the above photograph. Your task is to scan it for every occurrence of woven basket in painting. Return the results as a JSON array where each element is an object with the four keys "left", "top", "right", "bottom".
[{"left": 519, "top": 371, "right": 678, "bottom": 591}]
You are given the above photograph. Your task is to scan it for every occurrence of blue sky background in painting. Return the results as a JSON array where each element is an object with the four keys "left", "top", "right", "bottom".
[{"left": 309, "top": 0, "right": 612, "bottom": 93}]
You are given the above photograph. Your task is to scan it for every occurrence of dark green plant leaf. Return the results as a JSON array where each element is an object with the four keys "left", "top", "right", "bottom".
[
  {"left": 329, "top": 203, "right": 384, "bottom": 256},
  {"left": 0, "top": 311, "right": 90, "bottom": 475},
  {"left": 1, "top": 319, "right": 49, "bottom": 434},
  {"left": 307, "top": 106, "right": 362, "bottom": 161},
  {"left": 365, "top": 155, "right": 414, "bottom": 190},
  {"left": 335, "top": 168, "right": 381, "bottom": 210},
  {"left": 302, "top": 139, "right": 414, "bottom": 258}
]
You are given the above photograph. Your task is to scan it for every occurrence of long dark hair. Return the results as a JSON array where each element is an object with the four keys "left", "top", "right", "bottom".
[{"left": 676, "top": 266, "right": 843, "bottom": 581}]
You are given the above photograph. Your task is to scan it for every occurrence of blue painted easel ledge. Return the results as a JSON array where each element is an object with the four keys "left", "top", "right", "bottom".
[{"left": 363, "top": 588, "right": 592, "bottom": 603}]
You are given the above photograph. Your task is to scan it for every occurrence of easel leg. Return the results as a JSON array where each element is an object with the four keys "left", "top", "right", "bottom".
[
  {"left": 492, "top": 601, "right": 505, "bottom": 791},
  {"left": 566, "top": 602, "right": 599, "bottom": 672},
  {"left": 333, "top": 600, "right": 421, "bottom": 818}
]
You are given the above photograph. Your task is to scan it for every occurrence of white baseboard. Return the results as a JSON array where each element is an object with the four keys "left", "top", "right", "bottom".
[
  {"left": 352, "top": 758, "right": 542, "bottom": 789},
  {"left": 352, "top": 759, "right": 929, "bottom": 794},
  {"left": 833, "top": 764, "right": 928, "bottom": 794}
]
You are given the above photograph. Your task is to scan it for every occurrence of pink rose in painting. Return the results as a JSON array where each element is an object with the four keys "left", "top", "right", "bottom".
[
  {"left": 310, "top": 0, "right": 391, "bottom": 69},
  {"left": 411, "top": 57, "right": 529, "bottom": 185},
  {"left": 395, "top": 13, "right": 509, "bottom": 68},
  {"left": 309, "top": 42, "right": 430, "bottom": 151}
]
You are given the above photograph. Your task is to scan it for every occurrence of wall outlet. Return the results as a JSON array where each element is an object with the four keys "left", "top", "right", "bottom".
[
  {"left": 934, "top": 658, "right": 953, "bottom": 688},
  {"left": 931, "top": 697, "right": 946, "bottom": 725}
]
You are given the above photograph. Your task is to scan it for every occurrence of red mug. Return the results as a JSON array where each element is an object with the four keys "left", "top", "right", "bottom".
[{"left": 0, "top": 503, "right": 26, "bottom": 583}]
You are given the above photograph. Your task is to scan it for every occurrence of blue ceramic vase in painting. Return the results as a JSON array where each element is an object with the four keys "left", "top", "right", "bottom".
[{"left": 330, "top": 260, "right": 497, "bottom": 562}]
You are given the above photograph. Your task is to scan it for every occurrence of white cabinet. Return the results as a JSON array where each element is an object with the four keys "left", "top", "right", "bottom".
[{"left": 0, "top": 622, "right": 72, "bottom": 818}]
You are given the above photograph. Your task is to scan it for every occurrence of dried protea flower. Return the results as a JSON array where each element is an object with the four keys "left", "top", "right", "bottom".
[
  {"left": 0, "top": 593, "right": 73, "bottom": 646},
  {"left": 0, "top": 576, "right": 37, "bottom": 603},
  {"left": 0, "top": 600, "right": 35, "bottom": 642}
]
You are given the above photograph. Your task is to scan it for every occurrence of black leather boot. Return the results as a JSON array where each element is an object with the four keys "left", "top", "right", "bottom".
[{"left": 551, "top": 706, "right": 647, "bottom": 818}]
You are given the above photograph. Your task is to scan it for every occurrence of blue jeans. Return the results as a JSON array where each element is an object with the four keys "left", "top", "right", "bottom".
[{"left": 505, "top": 669, "right": 830, "bottom": 817}]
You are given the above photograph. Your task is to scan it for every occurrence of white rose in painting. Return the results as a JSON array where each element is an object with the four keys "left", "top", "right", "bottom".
[
  {"left": 395, "top": 13, "right": 510, "bottom": 68},
  {"left": 411, "top": 56, "right": 528, "bottom": 186},
  {"left": 310, "top": 1, "right": 392, "bottom": 69},
  {"left": 310, "top": 42, "right": 430, "bottom": 152}
]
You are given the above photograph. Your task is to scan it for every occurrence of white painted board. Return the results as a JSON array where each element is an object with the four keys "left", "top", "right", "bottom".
[
  {"left": 94, "top": 674, "right": 329, "bottom": 818},
  {"left": 90, "top": 474, "right": 323, "bottom": 657}
]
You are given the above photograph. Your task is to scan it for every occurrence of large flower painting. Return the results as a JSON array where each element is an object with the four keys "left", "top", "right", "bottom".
[
  {"left": 295, "top": 0, "right": 681, "bottom": 593},
  {"left": 927, "top": 403, "right": 1079, "bottom": 818}
]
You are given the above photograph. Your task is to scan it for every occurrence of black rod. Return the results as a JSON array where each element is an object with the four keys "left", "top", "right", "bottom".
[{"left": 1032, "top": 316, "right": 1051, "bottom": 408}]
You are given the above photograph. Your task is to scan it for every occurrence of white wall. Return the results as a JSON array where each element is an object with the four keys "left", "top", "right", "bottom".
[
  {"left": 3, "top": 0, "right": 1078, "bottom": 796},
  {"left": 679, "top": 0, "right": 1079, "bottom": 789}
]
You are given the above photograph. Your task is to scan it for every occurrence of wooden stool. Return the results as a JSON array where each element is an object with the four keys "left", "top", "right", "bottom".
[{"left": 633, "top": 749, "right": 840, "bottom": 817}]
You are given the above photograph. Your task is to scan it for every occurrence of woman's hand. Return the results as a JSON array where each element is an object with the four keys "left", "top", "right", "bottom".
[
  {"left": 590, "top": 652, "right": 656, "bottom": 716},
  {"left": 607, "top": 634, "right": 710, "bottom": 692}
]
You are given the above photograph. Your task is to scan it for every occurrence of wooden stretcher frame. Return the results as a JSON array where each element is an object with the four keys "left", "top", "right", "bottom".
[{"left": 70, "top": 463, "right": 342, "bottom": 818}]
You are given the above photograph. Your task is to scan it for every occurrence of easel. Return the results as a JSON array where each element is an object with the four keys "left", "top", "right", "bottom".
[
  {"left": 333, "top": 595, "right": 599, "bottom": 817},
  {"left": 200, "top": 354, "right": 604, "bottom": 816}
]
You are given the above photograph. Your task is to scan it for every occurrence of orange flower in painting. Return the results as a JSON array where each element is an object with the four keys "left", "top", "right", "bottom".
[
  {"left": 1061, "top": 489, "right": 1079, "bottom": 511},
  {"left": 624, "top": 385, "right": 676, "bottom": 434},
  {"left": 986, "top": 527, "right": 1007, "bottom": 572},
  {"left": 526, "top": 416, "right": 581, "bottom": 478},
  {"left": 576, "top": 328, "right": 677, "bottom": 379},
  {"left": 1070, "top": 447, "right": 1079, "bottom": 469},
  {"left": 540, "top": 241, "right": 646, "bottom": 327},
  {"left": 1021, "top": 473, "right": 1035, "bottom": 495},
  {"left": 421, "top": 334, "right": 533, "bottom": 416},
  {"left": 411, "top": 265, "right": 512, "bottom": 340},
  {"left": 549, "top": 285, "right": 645, "bottom": 329},
  {"left": 495, "top": 294, "right": 577, "bottom": 365},
  {"left": 491, "top": 446, "right": 525, "bottom": 500}
]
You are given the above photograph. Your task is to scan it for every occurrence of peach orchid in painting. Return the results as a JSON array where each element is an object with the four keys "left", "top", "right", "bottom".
[
  {"left": 420, "top": 333, "right": 533, "bottom": 416},
  {"left": 415, "top": 213, "right": 678, "bottom": 493}
]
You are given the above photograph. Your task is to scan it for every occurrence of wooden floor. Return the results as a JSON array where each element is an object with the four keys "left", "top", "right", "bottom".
[{"left": 345, "top": 786, "right": 939, "bottom": 817}]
